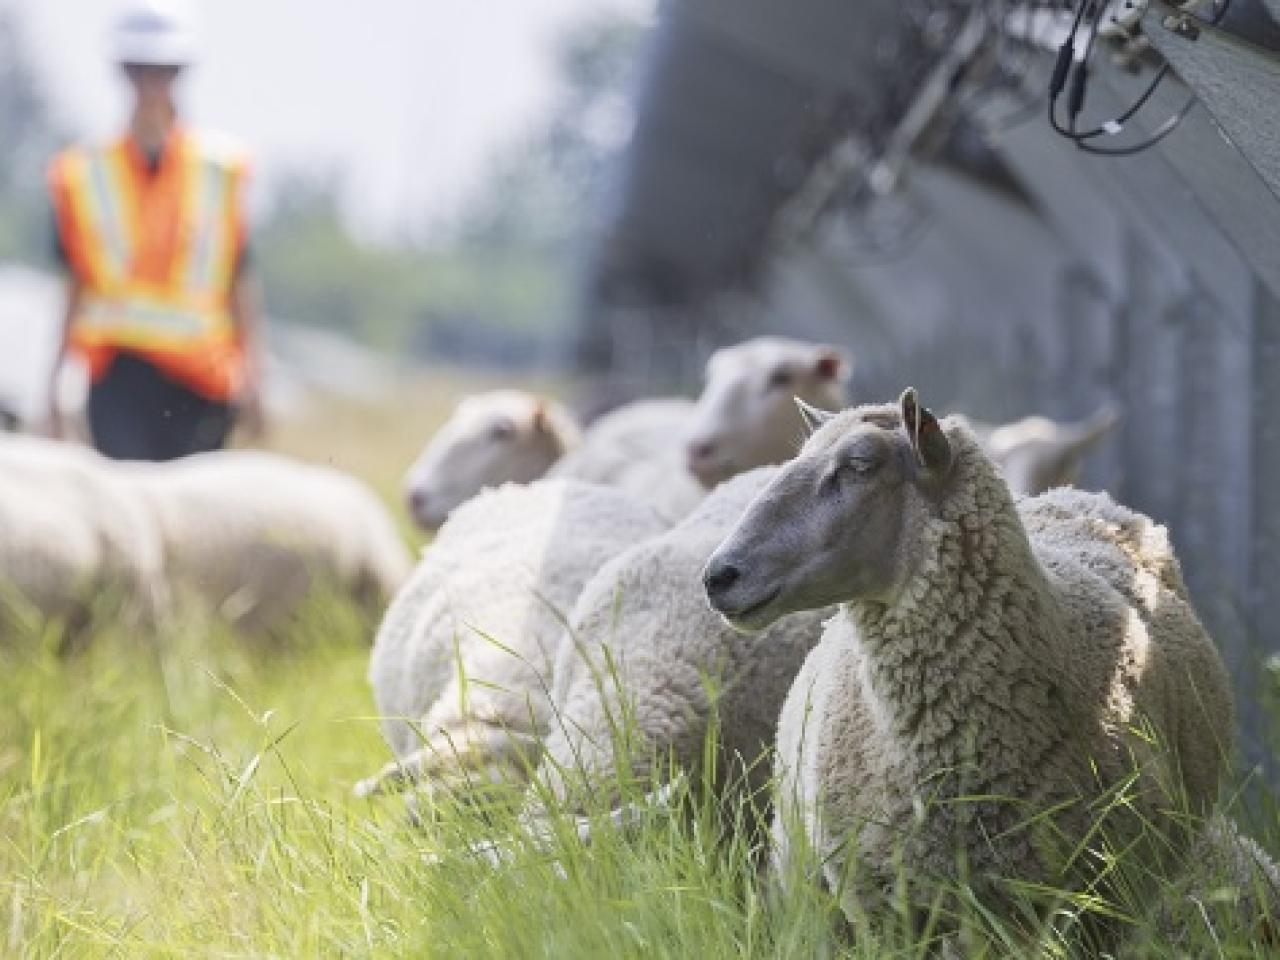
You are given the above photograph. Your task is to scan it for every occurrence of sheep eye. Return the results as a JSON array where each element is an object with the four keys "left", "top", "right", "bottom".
[
  {"left": 835, "top": 458, "right": 877, "bottom": 483},
  {"left": 766, "top": 368, "right": 794, "bottom": 391},
  {"left": 820, "top": 464, "right": 852, "bottom": 494},
  {"left": 489, "top": 420, "right": 516, "bottom": 442}
]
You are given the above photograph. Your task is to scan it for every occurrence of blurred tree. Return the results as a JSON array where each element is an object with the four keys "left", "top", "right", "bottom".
[
  {"left": 255, "top": 172, "right": 433, "bottom": 350},
  {"left": 459, "top": 13, "right": 644, "bottom": 254},
  {"left": 423, "top": 12, "right": 644, "bottom": 364},
  {"left": 255, "top": 11, "right": 647, "bottom": 364},
  {"left": 0, "top": 9, "right": 62, "bottom": 262}
]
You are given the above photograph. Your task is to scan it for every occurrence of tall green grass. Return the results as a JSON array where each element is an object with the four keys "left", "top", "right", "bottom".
[{"left": 2, "top": 606, "right": 1278, "bottom": 958}]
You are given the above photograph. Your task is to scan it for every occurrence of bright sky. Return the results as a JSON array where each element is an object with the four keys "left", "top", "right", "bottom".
[{"left": 10, "top": 0, "right": 651, "bottom": 239}]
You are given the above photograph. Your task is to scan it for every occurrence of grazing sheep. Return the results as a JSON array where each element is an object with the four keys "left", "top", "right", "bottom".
[
  {"left": 0, "top": 437, "right": 165, "bottom": 638},
  {"left": 403, "top": 391, "right": 580, "bottom": 531},
  {"left": 359, "top": 480, "right": 667, "bottom": 797},
  {"left": 683, "top": 337, "right": 851, "bottom": 488},
  {"left": 534, "top": 467, "right": 829, "bottom": 814},
  {"left": 966, "top": 403, "right": 1118, "bottom": 496},
  {"left": 125, "top": 450, "right": 412, "bottom": 632},
  {"left": 703, "top": 389, "right": 1232, "bottom": 944}
]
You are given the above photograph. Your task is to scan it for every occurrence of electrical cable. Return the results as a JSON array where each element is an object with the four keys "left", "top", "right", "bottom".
[{"left": 1046, "top": 0, "right": 1231, "bottom": 156}]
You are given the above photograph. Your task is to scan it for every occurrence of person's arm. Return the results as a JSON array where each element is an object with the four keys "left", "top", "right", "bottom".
[
  {"left": 230, "top": 268, "right": 266, "bottom": 438},
  {"left": 47, "top": 277, "right": 82, "bottom": 439}
]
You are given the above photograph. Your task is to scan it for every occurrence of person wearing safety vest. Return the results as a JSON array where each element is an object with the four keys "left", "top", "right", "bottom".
[{"left": 47, "top": 0, "right": 264, "bottom": 460}]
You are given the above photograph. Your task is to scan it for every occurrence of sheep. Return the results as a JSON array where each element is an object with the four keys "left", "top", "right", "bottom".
[
  {"left": 124, "top": 450, "right": 412, "bottom": 633},
  {"left": 964, "top": 403, "right": 1118, "bottom": 496},
  {"left": 546, "top": 397, "right": 706, "bottom": 524},
  {"left": 1149, "top": 814, "right": 1280, "bottom": 948},
  {"left": 358, "top": 479, "right": 668, "bottom": 798},
  {"left": 403, "top": 390, "right": 700, "bottom": 530},
  {"left": 0, "top": 436, "right": 165, "bottom": 639},
  {"left": 676, "top": 334, "right": 1112, "bottom": 497},
  {"left": 684, "top": 337, "right": 851, "bottom": 488},
  {"left": 0, "top": 471, "right": 109, "bottom": 639},
  {"left": 400, "top": 337, "right": 855, "bottom": 532},
  {"left": 549, "top": 397, "right": 693, "bottom": 482},
  {"left": 533, "top": 467, "right": 830, "bottom": 816},
  {"left": 702, "top": 388, "right": 1233, "bottom": 946},
  {"left": 403, "top": 391, "right": 581, "bottom": 531}
]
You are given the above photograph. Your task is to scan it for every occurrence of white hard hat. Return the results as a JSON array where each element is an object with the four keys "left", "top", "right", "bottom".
[{"left": 113, "top": 0, "right": 198, "bottom": 67}]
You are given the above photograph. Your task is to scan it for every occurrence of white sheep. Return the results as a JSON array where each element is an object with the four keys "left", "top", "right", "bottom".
[
  {"left": 703, "top": 388, "right": 1232, "bottom": 946},
  {"left": 684, "top": 337, "right": 851, "bottom": 488},
  {"left": 964, "top": 403, "right": 1118, "bottom": 496},
  {"left": 124, "top": 450, "right": 412, "bottom": 632},
  {"left": 0, "top": 436, "right": 165, "bottom": 638},
  {"left": 546, "top": 397, "right": 706, "bottom": 524},
  {"left": 400, "top": 337, "right": 855, "bottom": 532},
  {"left": 359, "top": 479, "right": 668, "bottom": 797},
  {"left": 533, "top": 467, "right": 829, "bottom": 814},
  {"left": 403, "top": 390, "right": 581, "bottom": 531},
  {"left": 403, "top": 390, "right": 701, "bottom": 530},
  {"left": 0, "top": 470, "right": 120, "bottom": 639}
]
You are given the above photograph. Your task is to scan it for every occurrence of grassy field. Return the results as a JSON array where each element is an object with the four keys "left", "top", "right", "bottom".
[{"left": 3, "top": 384, "right": 1279, "bottom": 957}]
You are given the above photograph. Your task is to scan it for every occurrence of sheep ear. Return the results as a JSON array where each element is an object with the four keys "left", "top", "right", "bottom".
[
  {"left": 531, "top": 398, "right": 551, "bottom": 434},
  {"left": 813, "top": 347, "right": 851, "bottom": 383},
  {"left": 900, "top": 387, "right": 952, "bottom": 475},
  {"left": 796, "top": 398, "right": 836, "bottom": 436}
]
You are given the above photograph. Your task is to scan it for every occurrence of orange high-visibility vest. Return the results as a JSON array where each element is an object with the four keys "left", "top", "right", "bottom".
[{"left": 48, "top": 127, "right": 250, "bottom": 401}]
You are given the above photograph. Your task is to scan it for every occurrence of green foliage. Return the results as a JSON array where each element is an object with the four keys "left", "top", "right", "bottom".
[
  {"left": 456, "top": 13, "right": 645, "bottom": 255},
  {"left": 254, "top": 174, "right": 572, "bottom": 352},
  {"left": 254, "top": 175, "right": 434, "bottom": 350}
]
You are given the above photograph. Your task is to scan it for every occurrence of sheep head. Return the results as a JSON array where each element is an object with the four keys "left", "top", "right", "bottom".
[
  {"left": 402, "top": 391, "right": 578, "bottom": 531},
  {"left": 703, "top": 387, "right": 953, "bottom": 632},
  {"left": 684, "top": 337, "right": 851, "bottom": 488}
]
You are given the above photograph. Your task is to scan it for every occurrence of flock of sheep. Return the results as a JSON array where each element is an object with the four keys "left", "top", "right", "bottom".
[
  {"left": 0, "top": 439, "right": 411, "bottom": 639},
  {"left": 3, "top": 335, "right": 1276, "bottom": 948}
]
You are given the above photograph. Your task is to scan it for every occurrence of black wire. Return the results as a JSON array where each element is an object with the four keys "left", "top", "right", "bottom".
[
  {"left": 1075, "top": 0, "right": 1228, "bottom": 155},
  {"left": 1075, "top": 95, "right": 1196, "bottom": 154},
  {"left": 1066, "top": 0, "right": 1107, "bottom": 133},
  {"left": 1046, "top": 1, "right": 1094, "bottom": 137},
  {"left": 1046, "top": 0, "right": 1231, "bottom": 156}
]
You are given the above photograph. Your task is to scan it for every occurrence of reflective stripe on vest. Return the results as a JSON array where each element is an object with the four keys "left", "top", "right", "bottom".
[
  {"left": 85, "top": 150, "right": 131, "bottom": 280},
  {"left": 189, "top": 157, "right": 229, "bottom": 291},
  {"left": 75, "top": 293, "right": 234, "bottom": 352}
]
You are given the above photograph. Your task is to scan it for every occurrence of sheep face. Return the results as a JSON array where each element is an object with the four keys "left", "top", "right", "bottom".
[
  {"left": 402, "top": 391, "right": 573, "bottom": 531},
  {"left": 684, "top": 337, "right": 850, "bottom": 488},
  {"left": 703, "top": 389, "right": 951, "bottom": 632}
]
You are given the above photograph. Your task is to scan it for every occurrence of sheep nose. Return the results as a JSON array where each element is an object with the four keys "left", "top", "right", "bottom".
[
  {"left": 703, "top": 559, "right": 741, "bottom": 598},
  {"left": 408, "top": 489, "right": 430, "bottom": 516},
  {"left": 687, "top": 439, "right": 716, "bottom": 463}
]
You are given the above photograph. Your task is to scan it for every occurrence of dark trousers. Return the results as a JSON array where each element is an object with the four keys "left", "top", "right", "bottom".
[{"left": 87, "top": 352, "right": 234, "bottom": 461}]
